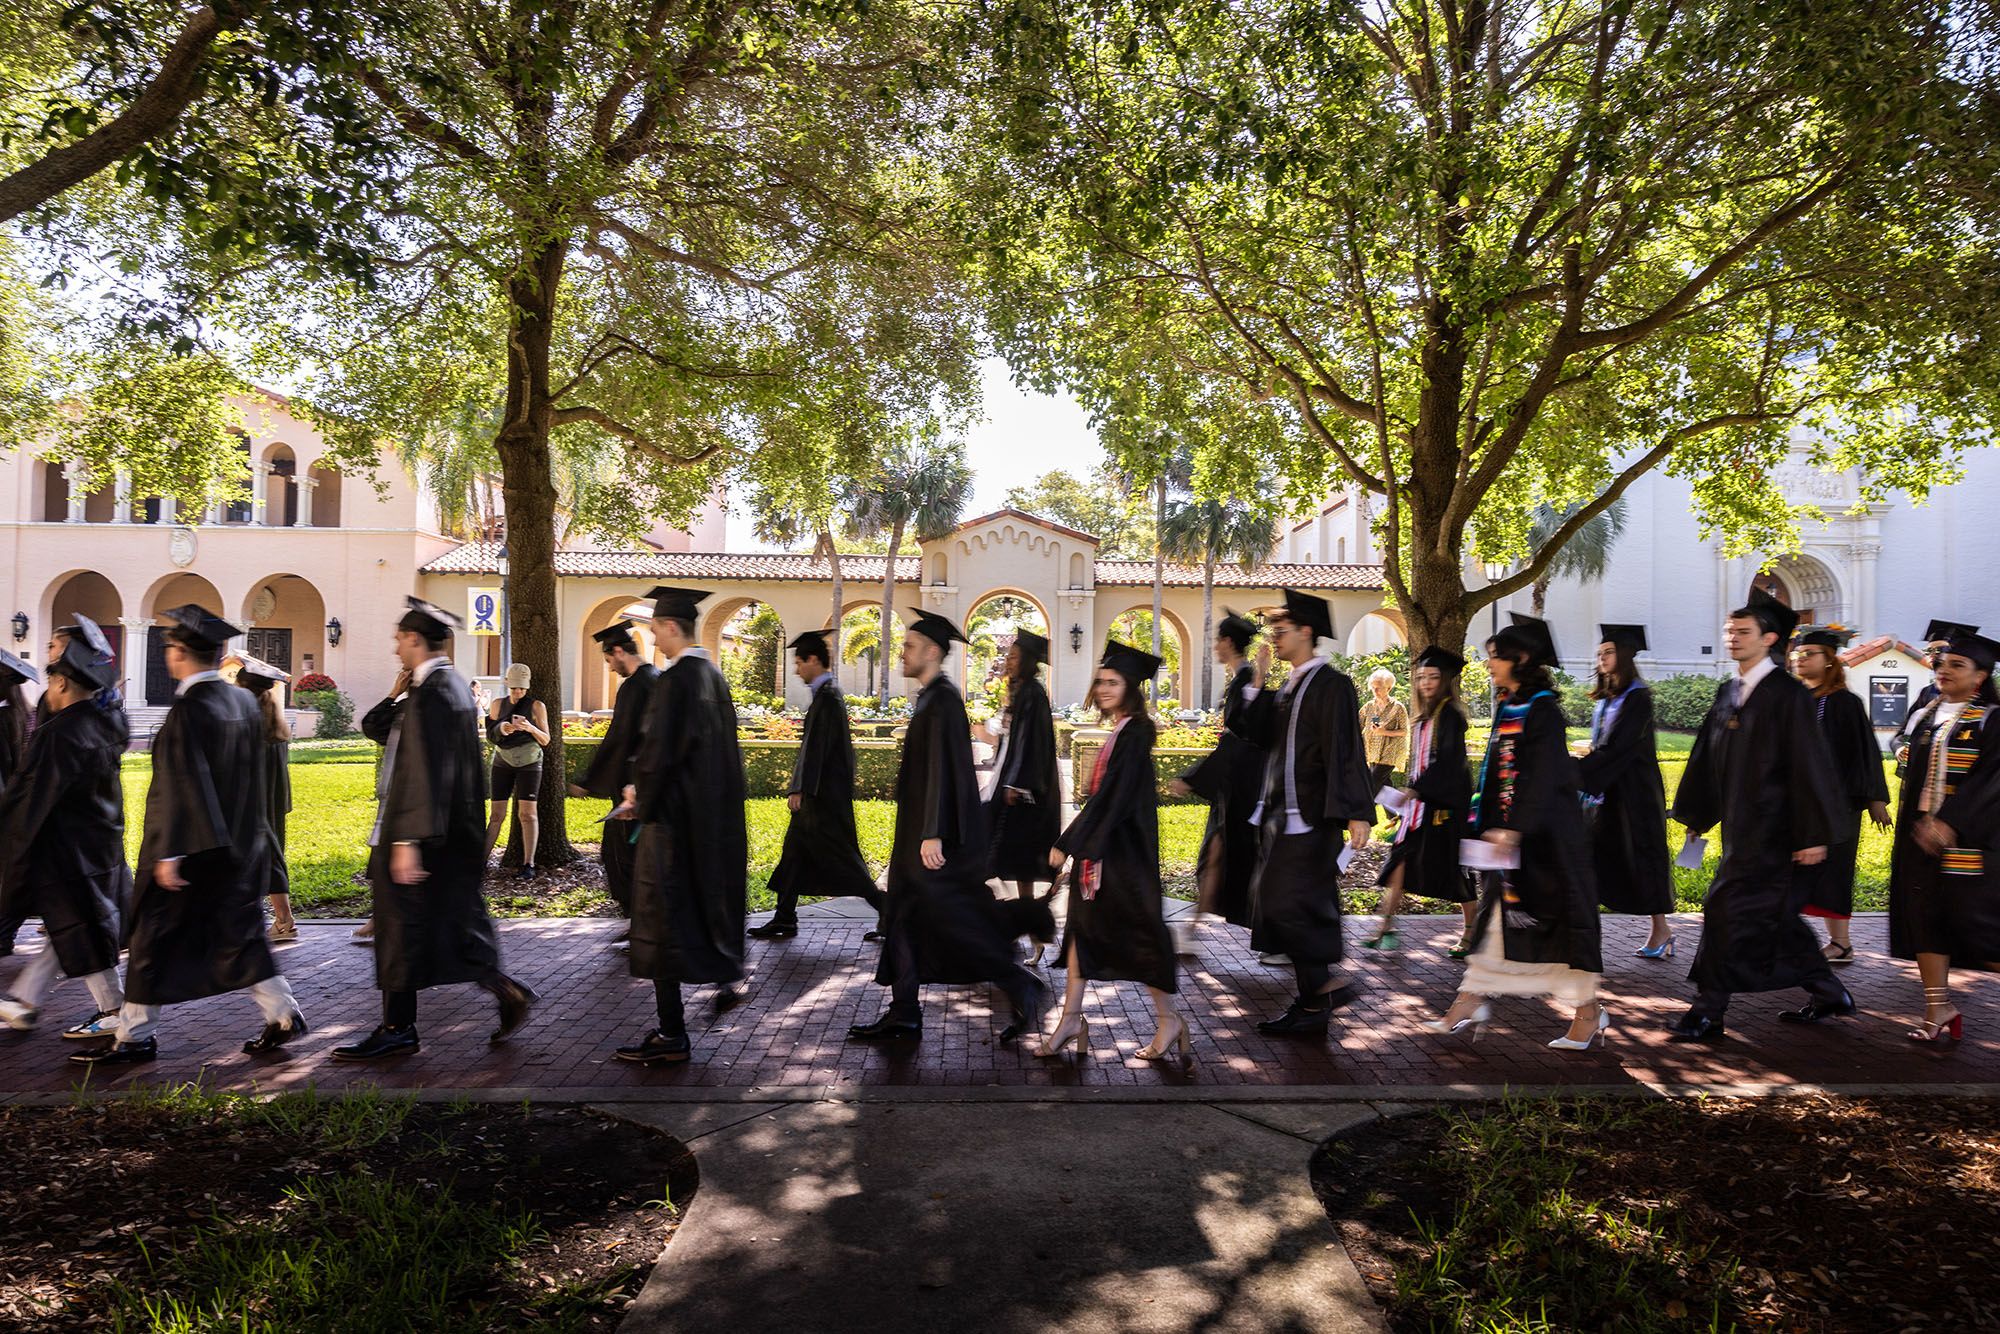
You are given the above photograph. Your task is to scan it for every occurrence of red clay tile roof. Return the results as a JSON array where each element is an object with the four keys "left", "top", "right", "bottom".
[
  {"left": 1092, "top": 560, "right": 1385, "bottom": 591},
  {"left": 1840, "top": 635, "right": 1930, "bottom": 666}
]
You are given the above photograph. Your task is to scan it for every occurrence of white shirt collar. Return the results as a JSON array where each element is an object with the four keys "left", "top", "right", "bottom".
[
  {"left": 1733, "top": 654, "right": 1778, "bottom": 701},
  {"left": 175, "top": 669, "right": 223, "bottom": 697},
  {"left": 1281, "top": 656, "right": 1325, "bottom": 697},
  {"left": 414, "top": 656, "right": 451, "bottom": 686},
  {"left": 810, "top": 671, "right": 835, "bottom": 693}
]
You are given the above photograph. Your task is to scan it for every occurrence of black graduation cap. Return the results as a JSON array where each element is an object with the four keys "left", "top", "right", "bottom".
[
  {"left": 51, "top": 614, "right": 118, "bottom": 691},
  {"left": 399, "top": 595, "right": 463, "bottom": 640},
  {"left": 1743, "top": 584, "right": 1800, "bottom": 644},
  {"left": 1494, "top": 612, "right": 1560, "bottom": 667},
  {"left": 1923, "top": 619, "right": 1979, "bottom": 646},
  {"left": 160, "top": 603, "right": 244, "bottom": 653},
  {"left": 235, "top": 655, "right": 290, "bottom": 695},
  {"left": 644, "top": 586, "right": 710, "bottom": 623},
  {"left": 787, "top": 628, "right": 835, "bottom": 662},
  {"left": 1278, "top": 588, "right": 1334, "bottom": 642},
  {"left": 1598, "top": 624, "right": 1648, "bottom": 653},
  {"left": 1413, "top": 645, "right": 1466, "bottom": 676},
  {"left": 1943, "top": 630, "right": 2000, "bottom": 675},
  {"left": 1793, "top": 627, "right": 1855, "bottom": 652},
  {"left": 1013, "top": 629, "right": 1049, "bottom": 667},
  {"left": 0, "top": 648, "right": 38, "bottom": 687},
  {"left": 1100, "top": 638, "right": 1163, "bottom": 686},
  {"left": 1218, "top": 608, "right": 1258, "bottom": 651},
  {"left": 906, "top": 607, "right": 966, "bottom": 648},
  {"left": 592, "top": 619, "right": 642, "bottom": 653}
]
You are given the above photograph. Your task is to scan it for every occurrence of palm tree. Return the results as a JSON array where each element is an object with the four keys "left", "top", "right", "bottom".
[
  {"left": 1159, "top": 494, "right": 1283, "bottom": 704},
  {"left": 1526, "top": 498, "right": 1631, "bottom": 617},
  {"left": 1108, "top": 445, "right": 1194, "bottom": 677},
  {"left": 847, "top": 435, "right": 973, "bottom": 706}
]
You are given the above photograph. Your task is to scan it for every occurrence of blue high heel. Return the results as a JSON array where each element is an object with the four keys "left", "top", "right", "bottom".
[{"left": 1634, "top": 935, "right": 1675, "bottom": 960}]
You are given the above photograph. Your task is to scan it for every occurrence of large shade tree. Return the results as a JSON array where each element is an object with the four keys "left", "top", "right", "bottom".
[{"left": 966, "top": 0, "right": 2000, "bottom": 654}]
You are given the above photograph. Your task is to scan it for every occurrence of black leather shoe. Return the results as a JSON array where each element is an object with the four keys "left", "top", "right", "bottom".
[
  {"left": 998, "top": 1006, "right": 1036, "bottom": 1045},
  {"left": 611, "top": 929, "right": 631, "bottom": 944},
  {"left": 242, "top": 1011, "right": 309, "bottom": 1054},
  {"left": 1778, "top": 993, "right": 1858, "bottom": 1024},
  {"left": 491, "top": 980, "right": 539, "bottom": 1042},
  {"left": 747, "top": 921, "right": 799, "bottom": 940},
  {"left": 1322, "top": 983, "right": 1360, "bottom": 1012},
  {"left": 332, "top": 1026, "right": 420, "bottom": 1061},
  {"left": 862, "top": 929, "right": 886, "bottom": 943},
  {"left": 68, "top": 1037, "right": 157, "bottom": 1067},
  {"left": 1666, "top": 1012, "right": 1727, "bottom": 1043},
  {"left": 614, "top": 1029, "right": 692, "bottom": 1064},
  {"left": 847, "top": 1015, "right": 923, "bottom": 1042},
  {"left": 1257, "top": 1003, "right": 1332, "bottom": 1036}
]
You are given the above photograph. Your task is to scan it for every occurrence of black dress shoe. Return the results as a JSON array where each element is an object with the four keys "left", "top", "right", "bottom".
[
  {"left": 242, "top": 1012, "right": 309, "bottom": 1054},
  {"left": 998, "top": 1006, "right": 1035, "bottom": 1045},
  {"left": 491, "top": 980, "right": 539, "bottom": 1042},
  {"left": 862, "top": 929, "right": 886, "bottom": 943},
  {"left": 1321, "top": 983, "right": 1360, "bottom": 1012},
  {"left": 747, "top": 921, "right": 799, "bottom": 940},
  {"left": 1257, "top": 1003, "right": 1332, "bottom": 1036},
  {"left": 1778, "top": 993, "right": 1858, "bottom": 1024},
  {"left": 847, "top": 1015, "right": 923, "bottom": 1042},
  {"left": 614, "top": 1029, "right": 692, "bottom": 1064},
  {"left": 1666, "top": 1012, "right": 1727, "bottom": 1043},
  {"left": 332, "top": 1026, "right": 420, "bottom": 1061},
  {"left": 611, "top": 929, "right": 631, "bottom": 944},
  {"left": 68, "top": 1037, "right": 157, "bottom": 1066}
]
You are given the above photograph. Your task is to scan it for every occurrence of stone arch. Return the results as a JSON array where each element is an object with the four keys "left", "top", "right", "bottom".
[
  {"left": 577, "top": 591, "right": 658, "bottom": 712},
  {"left": 699, "top": 595, "right": 784, "bottom": 700},
  {"left": 965, "top": 589, "right": 1053, "bottom": 703},
  {"left": 141, "top": 571, "right": 225, "bottom": 620},
  {"left": 36, "top": 459, "right": 68, "bottom": 522},
  {"left": 1344, "top": 608, "right": 1407, "bottom": 655},
  {"left": 836, "top": 601, "right": 908, "bottom": 700},
  {"left": 239, "top": 573, "right": 327, "bottom": 685},
  {"left": 1764, "top": 552, "right": 1845, "bottom": 627},
  {"left": 263, "top": 442, "right": 301, "bottom": 527},
  {"left": 1105, "top": 602, "right": 1195, "bottom": 708},
  {"left": 39, "top": 570, "right": 126, "bottom": 664},
  {"left": 928, "top": 551, "right": 949, "bottom": 584},
  {"left": 1067, "top": 551, "right": 1086, "bottom": 588}
]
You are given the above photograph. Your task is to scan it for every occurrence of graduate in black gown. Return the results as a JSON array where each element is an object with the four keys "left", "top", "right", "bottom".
[
  {"left": 1578, "top": 625, "right": 1675, "bottom": 957},
  {"left": 1041, "top": 640, "right": 1182, "bottom": 1061},
  {"left": 1667, "top": 587, "right": 1851, "bottom": 1042},
  {"left": 982, "top": 630, "right": 1061, "bottom": 961},
  {"left": 751, "top": 628, "right": 884, "bottom": 941},
  {"left": 335, "top": 597, "right": 535, "bottom": 1061},
  {"left": 1368, "top": 646, "right": 1475, "bottom": 952},
  {"left": 1788, "top": 627, "right": 1891, "bottom": 965},
  {"left": 613, "top": 587, "right": 749, "bottom": 1065},
  {"left": 0, "top": 647, "right": 31, "bottom": 787},
  {"left": 235, "top": 657, "right": 298, "bottom": 942},
  {"left": 849, "top": 609, "right": 1042, "bottom": 1045},
  {"left": 75, "top": 606, "right": 306, "bottom": 1067},
  {"left": 1890, "top": 626, "right": 1968, "bottom": 764},
  {"left": 569, "top": 620, "right": 657, "bottom": 938},
  {"left": 1241, "top": 589, "right": 1375, "bottom": 1038},
  {"left": 1887, "top": 627, "right": 2000, "bottom": 1042},
  {"left": 0, "top": 621, "right": 129, "bottom": 1040},
  {"left": 1170, "top": 610, "right": 1265, "bottom": 949}
]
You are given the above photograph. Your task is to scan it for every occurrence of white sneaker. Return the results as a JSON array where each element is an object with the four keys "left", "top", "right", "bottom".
[
  {"left": 1257, "top": 951, "right": 1292, "bottom": 966},
  {"left": 0, "top": 996, "right": 41, "bottom": 1031},
  {"left": 61, "top": 1011, "right": 119, "bottom": 1041}
]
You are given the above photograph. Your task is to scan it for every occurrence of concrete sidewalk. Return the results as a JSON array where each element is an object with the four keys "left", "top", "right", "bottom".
[{"left": 605, "top": 1099, "right": 1392, "bottom": 1334}]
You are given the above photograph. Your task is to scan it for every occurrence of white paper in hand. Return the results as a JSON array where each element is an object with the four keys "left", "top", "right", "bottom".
[
  {"left": 1675, "top": 835, "right": 1709, "bottom": 870},
  {"left": 1336, "top": 845, "right": 1358, "bottom": 874},
  {"left": 1459, "top": 838, "right": 1521, "bottom": 871},
  {"left": 1374, "top": 785, "right": 1409, "bottom": 814}
]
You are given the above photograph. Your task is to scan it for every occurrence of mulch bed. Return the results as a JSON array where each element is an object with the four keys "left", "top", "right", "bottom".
[
  {"left": 1311, "top": 1096, "right": 2000, "bottom": 1332},
  {"left": 0, "top": 1095, "right": 695, "bottom": 1331},
  {"left": 304, "top": 851, "right": 619, "bottom": 919}
]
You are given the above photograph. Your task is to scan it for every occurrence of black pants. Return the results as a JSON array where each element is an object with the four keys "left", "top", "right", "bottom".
[
  {"left": 1294, "top": 957, "right": 1331, "bottom": 1006},
  {"left": 885, "top": 968, "right": 1039, "bottom": 1026},
  {"left": 654, "top": 980, "right": 685, "bottom": 1038},
  {"left": 1692, "top": 970, "right": 1846, "bottom": 1019},
  {"left": 383, "top": 969, "right": 519, "bottom": 1027}
]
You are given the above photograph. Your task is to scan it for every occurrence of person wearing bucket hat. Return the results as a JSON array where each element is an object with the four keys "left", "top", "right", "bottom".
[
  {"left": 1787, "top": 626, "right": 1890, "bottom": 965},
  {"left": 482, "top": 661, "right": 551, "bottom": 879},
  {"left": 74, "top": 606, "right": 307, "bottom": 1068},
  {"left": 982, "top": 627, "right": 1061, "bottom": 964},
  {"left": 1169, "top": 608, "right": 1266, "bottom": 951},
  {"left": 0, "top": 618, "right": 131, "bottom": 1041},
  {"left": 1579, "top": 624, "right": 1675, "bottom": 959},
  {"left": 234, "top": 656, "right": 299, "bottom": 942},
  {"left": 1666, "top": 589, "right": 1852, "bottom": 1044},
  {"left": 848, "top": 608, "right": 1043, "bottom": 1046},
  {"left": 335, "top": 597, "right": 535, "bottom": 1062},
  {"left": 571, "top": 621, "right": 658, "bottom": 938}
]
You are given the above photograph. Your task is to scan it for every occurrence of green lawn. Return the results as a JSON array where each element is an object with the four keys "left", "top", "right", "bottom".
[{"left": 118, "top": 746, "right": 1895, "bottom": 916}]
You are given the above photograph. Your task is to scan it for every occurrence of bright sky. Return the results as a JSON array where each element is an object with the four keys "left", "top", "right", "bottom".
[{"left": 723, "top": 358, "right": 1104, "bottom": 551}]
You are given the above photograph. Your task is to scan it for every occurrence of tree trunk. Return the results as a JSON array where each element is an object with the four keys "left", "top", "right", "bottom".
[
  {"left": 823, "top": 528, "right": 844, "bottom": 653},
  {"left": 1532, "top": 577, "right": 1550, "bottom": 619},
  {"left": 492, "top": 237, "right": 575, "bottom": 867},
  {"left": 878, "top": 517, "right": 904, "bottom": 708},
  {"left": 1395, "top": 347, "right": 1476, "bottom": 669},
  {"left": 1151, "top": 477, "right": 1166, "bottom": 701},
  {"left": 1200, "top": 550, "right": 1215, "bottom": 707}
]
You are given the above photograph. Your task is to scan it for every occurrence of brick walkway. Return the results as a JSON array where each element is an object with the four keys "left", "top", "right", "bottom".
[{"left": 0, "top": 910, "right": 1993, "bottom": 1098}]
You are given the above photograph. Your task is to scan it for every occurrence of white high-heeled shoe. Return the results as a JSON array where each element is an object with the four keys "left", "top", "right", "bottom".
[
  {"left": 1420, "top": 1001, "right": 1491, "bottom": 1037},
  {"left": 1548, "top": 1007, "right": 1613, "bottom": 1050}
]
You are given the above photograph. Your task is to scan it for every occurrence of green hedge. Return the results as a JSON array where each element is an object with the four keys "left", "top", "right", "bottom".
[{"left": 561, "top": 736, "right": 904, "bottom": 799}]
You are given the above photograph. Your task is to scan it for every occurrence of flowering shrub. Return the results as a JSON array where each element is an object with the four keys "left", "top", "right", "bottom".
[
  {"left": 295, "top": 672, "right": 337, "bottom": 694},
  {"left": 562, "top": 716, "right": 611, "bottom": 737}
]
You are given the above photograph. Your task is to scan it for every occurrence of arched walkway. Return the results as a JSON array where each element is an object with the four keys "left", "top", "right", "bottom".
[
  {"left": 1106, "top": 604, "right": 1195, "bottom": 708},
  {"left": 240, "top": 573, "right": 328, "bottom": 689},
  {"left": 138, "top": 572, "right": 226, "bottom": 706},
  {"left": 577, "top": 592, "right": 658, "bottom": 712},
  {"left": 263, "top": 443, "right": 300, "bottom": 528},
  {"left": 965, "top": 589, "right": 1052, "bottom": 709},
  {"left": 836, "top": 603, "right": 908, "bottom": 702},
  {"left": 39, "top": 570, "right": 125, "bottom": 664},
  {"left": 1345, "top": 608, "right": 1407, "bottom": 655},
  {"left": 701, "top": 597, "right": 785, "bottom": 703},
  {"left": 1766, "top": 553, "right": 1845, "bottom": 627}
]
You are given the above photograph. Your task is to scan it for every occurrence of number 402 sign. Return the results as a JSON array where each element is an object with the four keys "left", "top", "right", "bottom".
[{"left": 468, "top": 588, "right": 503, "bottom": 637}]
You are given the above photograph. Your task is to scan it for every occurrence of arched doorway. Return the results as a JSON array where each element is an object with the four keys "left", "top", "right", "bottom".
[
  {"left": 264, "top": 444, "right": 300, "bottom": 527},
  {"left": 1107, "top": 605, "right": 1193, "bottom": 709},
  {"left": 39, "top": 570, "right": 125, "bottom": 669},
  {"left": 140, "top": 572, "right": 226, "bottom": 706},
  {"left": 1756, "top": 554, "right": 1843, "bottom": 628},
  {"left": 1344, "top": 608, "right": 1407, "bottom": 656},
  {"left": 701, "top": 597, "right": 784, "bottom": 705},
  {"left": 965, "top": 591, "right": 1051, "bottom": 717},
  {"left": 239, "top": 574, "right": 327, "bottom": 698},
  {"left": 836, "top": 603, "right": 908, "bottom": 704},
  {"left": 577, "top": 592, "right": 658, "bottom": 711}
]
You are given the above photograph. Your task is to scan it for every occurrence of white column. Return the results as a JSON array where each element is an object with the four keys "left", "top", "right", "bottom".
[
  {"left": 1848, "top": 541, "right": 1882, "bottom": 639},
  {"left": 248, "top": 461, "right": 269, "bottom": 526},
  {"left": 113, "top": 471, "right": 133, "bottom": 523},
  {"left": 158, "top": 496, "right": 177, "bottom": 524},
  {"left": 118, "top": 617, "right": 152, "bottom": 703},
  {"left": 63, "top": 462, "right": 87, "bottom": 523},
  {"left": 295, "top": 475, "right": 317, "bottom": 528},
  {"left": 205, "top": 498, "right": 224, "bottom": 525}
]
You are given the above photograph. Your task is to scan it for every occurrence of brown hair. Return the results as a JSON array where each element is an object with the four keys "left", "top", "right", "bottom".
[
  {"left": 1590, "top": 642, "right": 1638, "bottom": 701},
  {"left": 1411, "top": 664, "right": 1466, "bottom": 723},
  {"left": 1094, "top": 670, "right": 1149, "bottom": 723},
  {"left": 1808, "top": 654, "right": 1848, "bottom": 697},
  {"left": 259, "top": 687, "right": 292, "bottom": 742}
]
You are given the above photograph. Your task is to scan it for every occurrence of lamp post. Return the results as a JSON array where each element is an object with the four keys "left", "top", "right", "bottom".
[
  {"left": 1482, "top": 561, "right": 1511, "bottom": 641},
  {"left": 497, "top": 542, "right": 512, "bottom": 671}
]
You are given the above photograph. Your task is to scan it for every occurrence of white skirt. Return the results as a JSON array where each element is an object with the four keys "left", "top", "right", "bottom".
[{"left": 1461, "top": 924, "right": 1600, "bottom": 1008}]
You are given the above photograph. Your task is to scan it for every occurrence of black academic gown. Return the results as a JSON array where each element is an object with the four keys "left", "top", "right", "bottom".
[
  {"left": 628, "top": 654, "right": 748, "bottom": 985},
  {"left": 1056, "top": 714, "right": 1176, "bottom": 992},
  {"left": 769, "top": 678, "right": 879, "bottom": 909},
  {"left": 0, "top": 695, "right": 129, "bottom": 977},
  {"left": 361, "top": 664, "right": 501, "bottom": 992},
  {"left": 1378, "top": 706, "right": 1475, "bottom": 903},
  {"left": 1887, "top": 699, "right": 2000, "bottom": 963},
  {"left": 0, "top": 699, "right": 23, "bottom": 786},
  {"left": 876, "top": 675, "right": 1024, "bottom": 988},
  {"left": 1180, "top": 664, "right": 1265, "bottom": 926},
  {"left": 263, "top": 735, "right": 292, "bottom": 898},
  {"left": 577, "top": 662, "right": 657, "bottom": 913},
  {"left": 1799, "top": 688, "right": 1890, "bottom": 918},
  {"left": 1464, "top": 692, "right": 1603, "bottom": 971},
  {"left": 1243, "top": 661, "right": 1375, "bottom": 963},
  {"left": 986, "top": 674, "right": 1061, "bottom": 884},
  {"left": 1577, "top": 684, "right": 1674, "bottom": 916},
  {"left": 1673, "top": 668, "right": 1845, "bottom": 996},
  {"left": 126, "top": 677, "right": 278, "bottom": 1005}
]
